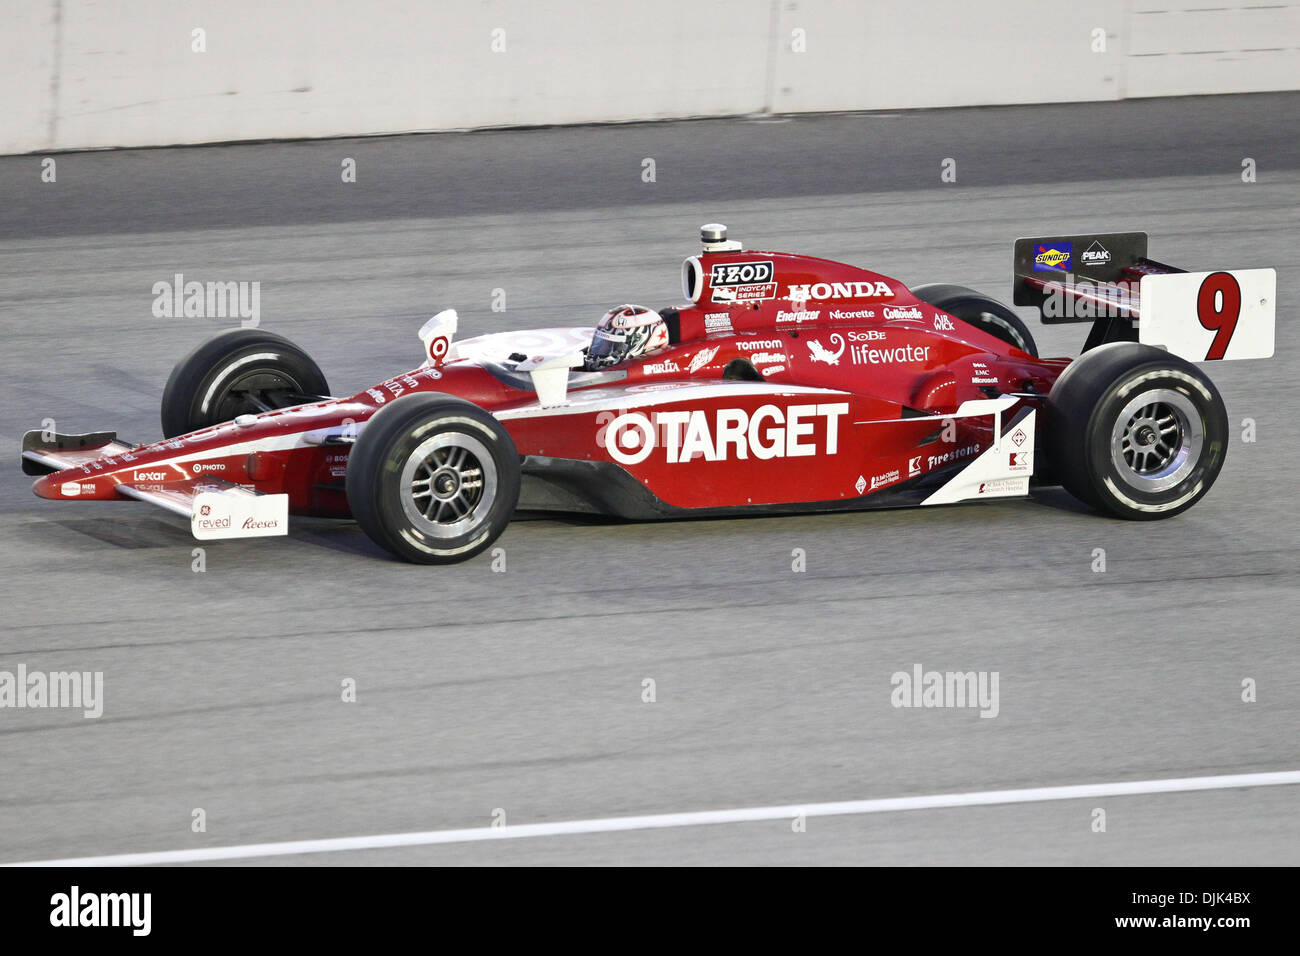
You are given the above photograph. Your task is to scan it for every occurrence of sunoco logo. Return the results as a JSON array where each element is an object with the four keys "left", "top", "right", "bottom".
[{"left": 602, "top": 403, "right": 848, "bottom": 465}]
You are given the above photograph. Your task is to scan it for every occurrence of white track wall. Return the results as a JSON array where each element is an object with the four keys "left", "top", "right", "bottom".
[{"left": 3, "top": 0, "right": 1297, "bottom": 154}]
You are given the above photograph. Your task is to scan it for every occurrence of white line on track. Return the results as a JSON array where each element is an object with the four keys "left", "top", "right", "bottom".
[{"left": 8, "top": 770, "right": 1299, "bottom": 866}]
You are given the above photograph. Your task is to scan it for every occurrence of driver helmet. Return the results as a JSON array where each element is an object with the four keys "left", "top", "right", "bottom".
[{"left": 584, "top": 304, "right": 670, "bottom": 370}]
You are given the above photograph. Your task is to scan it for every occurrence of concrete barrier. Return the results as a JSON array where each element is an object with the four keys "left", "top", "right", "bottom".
[{"left": 3, "top": 0, "right": 1297, "bottom": 154}]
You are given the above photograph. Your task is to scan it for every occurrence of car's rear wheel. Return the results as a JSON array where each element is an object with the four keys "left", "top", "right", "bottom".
[
  {"left": 911, "top": 283, "right": 1038, "bottom": 356},
  {"left": 346, "top": 393, "right": 520, "bottom": 563},
  {"left": 161, "top": 329, "right": 330, "bottom": 437},
  {"left": 1046, "top": 342, "right": 1228, "bottom": 518}
]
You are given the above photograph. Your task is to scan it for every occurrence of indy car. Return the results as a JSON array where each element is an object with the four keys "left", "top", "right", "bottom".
[{"left": 21, "top": 225, "right": 1275, "bottom": 563}]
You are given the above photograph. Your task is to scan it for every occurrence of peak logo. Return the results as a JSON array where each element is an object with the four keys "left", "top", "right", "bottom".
[
  {"left": 603, "top": 403, "right": 848, "bottom": 465},
  {"left": 1080, "top": 240, "right": 1111, "bottom": 266}
]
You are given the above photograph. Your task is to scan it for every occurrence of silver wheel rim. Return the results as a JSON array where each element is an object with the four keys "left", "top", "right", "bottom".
[
  {"left": 399, "top": 432, "right": 497, "bottom": 539},
  {"left": 1109, "top": 388, "right": 1202, "bottom": 493}
]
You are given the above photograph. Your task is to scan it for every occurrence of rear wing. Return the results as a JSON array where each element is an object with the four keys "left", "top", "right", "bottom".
[{"left": 1013, "top": 232, "right": 1275, "bottom": 361}]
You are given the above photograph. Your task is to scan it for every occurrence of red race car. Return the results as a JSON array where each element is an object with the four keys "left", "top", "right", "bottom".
[{"left": 21, "top": 225, "right": 1275, "bottom": 563}]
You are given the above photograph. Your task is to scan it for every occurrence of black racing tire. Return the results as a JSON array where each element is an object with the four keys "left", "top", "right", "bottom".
[
  {"left": 1046, "top": 342, "right": 1228, "bottom": 519},
  {"left": 161, "top": 329, "right": 330, "bottom": 437},
  {"left": 911, "top": 283, "right": 1039, "bottom": 357},
  {"left": 346, "top": 393, "right": 520, "bottom": 564}
]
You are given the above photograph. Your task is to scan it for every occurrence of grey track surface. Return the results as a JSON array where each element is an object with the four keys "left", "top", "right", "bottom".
[{"left": 0, "top": 95, "right": 1297, "bottom": 866}]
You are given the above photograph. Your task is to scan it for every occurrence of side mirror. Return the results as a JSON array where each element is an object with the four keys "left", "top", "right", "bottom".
[{"left": 418, "top": 309, "right": 459, "bottom": 365}]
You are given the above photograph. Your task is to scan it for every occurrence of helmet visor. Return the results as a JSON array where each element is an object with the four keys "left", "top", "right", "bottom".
[{"left": 588, "top": 327, "right": 627, "bottom": 360}]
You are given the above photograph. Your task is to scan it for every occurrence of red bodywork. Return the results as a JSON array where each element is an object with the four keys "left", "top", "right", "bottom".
[{"left": 31, "top": 247, "right": 1070, "bottom": 518}]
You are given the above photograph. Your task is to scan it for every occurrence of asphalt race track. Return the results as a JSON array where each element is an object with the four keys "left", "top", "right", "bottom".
[{"left": 1, "top": 94, "right": 1297, "bottom": 865}]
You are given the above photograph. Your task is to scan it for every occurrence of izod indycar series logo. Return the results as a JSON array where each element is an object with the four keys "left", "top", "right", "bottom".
[
  {"left": 1033, "top": 242, "right": 1073, "bottom": 272},
  {"left": 710, "top": 261, "right": 776, "bottom": 303},
  {"left": 601, "top": 403, "right": 848, "bottom": 465}
]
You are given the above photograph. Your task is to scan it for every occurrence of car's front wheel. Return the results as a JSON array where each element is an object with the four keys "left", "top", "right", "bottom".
[
  {"left": 161, "top": 329, "right": 330, "bottom": 437},
  {"left": 346, "top": 394, "right": 521, "bottom": 563}
]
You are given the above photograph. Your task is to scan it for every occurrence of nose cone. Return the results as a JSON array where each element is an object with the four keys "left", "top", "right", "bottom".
[
  {"left": 34, "top": 471, "right": 74, "bottom": 499},
  {"left": 33, "top": 470, "right": 106, "bottom": 500}
]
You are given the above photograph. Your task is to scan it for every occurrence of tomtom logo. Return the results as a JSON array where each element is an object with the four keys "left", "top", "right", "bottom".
[
  {"left": 787, "top": 281, "right": 892, "bottom": 300},
  {"left": 882, "top": 306, "right": 924, "bottom": 320},
  {"left": 737, "top": 339, "right": 781, "bottom": 349},
  {"left": 602, "top": 403, "right": 848, "bottom": 465}
]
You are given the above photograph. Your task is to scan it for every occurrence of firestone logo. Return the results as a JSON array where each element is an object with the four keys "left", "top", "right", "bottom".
[
  {"left": 927, "top": 444, "right": 979, "bottom": 469},
  {"left": 602, "top": 403, "right": 848, "bottom": 465}
]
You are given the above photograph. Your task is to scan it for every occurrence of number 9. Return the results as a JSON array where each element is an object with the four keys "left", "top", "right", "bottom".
[{"left": 1197, "top": 272, "right": 1241, "bottom": 361}]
